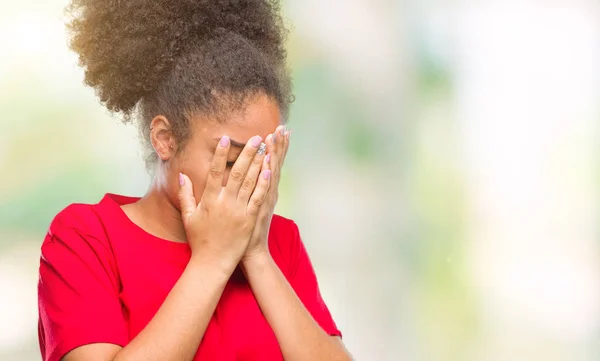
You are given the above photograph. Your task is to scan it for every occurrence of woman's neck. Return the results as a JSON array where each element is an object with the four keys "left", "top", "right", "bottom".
[{"left": 122, "top": 185, "right": 188, "bottom": 243}]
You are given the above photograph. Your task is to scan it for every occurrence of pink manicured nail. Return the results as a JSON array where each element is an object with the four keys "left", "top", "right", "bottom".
[
  {"left": 179, "top": 173, "right": 185, "bottom": 186},
  {"left": 280, "top": 126, "right": 286, "bottom": 135},
  {"left": 265, "top": 154, "right": 271, "bottom": 163},
  {"left": 250, "top": 135, "right": 263, "bottom": 148},
  {"left": 263, "top": 170, "right": 271, "bottom": 180},
  {"left": 220, "top": 136, "right": 230, "bottom": 147}
]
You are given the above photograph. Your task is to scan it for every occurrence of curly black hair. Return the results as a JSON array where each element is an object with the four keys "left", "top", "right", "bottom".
[{"left": 66, "top": 0, "right": 292, "bottom": 166}]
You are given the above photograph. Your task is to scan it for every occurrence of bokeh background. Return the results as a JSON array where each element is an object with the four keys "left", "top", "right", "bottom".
[{"left": 1, "top": 0, "right": 599, "bottom": 360}]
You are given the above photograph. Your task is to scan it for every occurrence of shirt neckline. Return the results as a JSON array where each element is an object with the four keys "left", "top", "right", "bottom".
[{"left": 99, "top": 193, "right": 191, "bottom": 249}]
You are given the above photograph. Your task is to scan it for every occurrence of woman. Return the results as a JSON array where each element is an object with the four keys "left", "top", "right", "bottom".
[{"left": 37, "top": 0, "right": 352, "bottom": 360}]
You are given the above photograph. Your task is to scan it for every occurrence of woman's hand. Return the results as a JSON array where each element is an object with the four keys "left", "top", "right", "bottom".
[
  {"left": 243, "top": 125, "right": 290, "bottom": 261},
  {"left": 178, "top": 135, "right": 271, "bottom": 272}
]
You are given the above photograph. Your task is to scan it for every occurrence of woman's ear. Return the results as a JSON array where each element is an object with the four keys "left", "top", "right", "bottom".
[{"left": 149, "top": 115, "right": 177, "bottom": 161}]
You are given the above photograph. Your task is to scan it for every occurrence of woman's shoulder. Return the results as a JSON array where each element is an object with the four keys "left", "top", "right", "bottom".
[
  {"left": 49, "top": 193, "right": 134, "bottom": 234},
  {"left": 268, "top": 214, "right": 303, "bottom": 270},
  {"left": 49, "top": 202, "right": 102, "bottom": 235},
  {"left": 269, "top": 213, "right": 300, "bottom": 241},
  {"left": 270, "top": 213, "right": 295, "bottom": 228},
  {"left": 45, "top": 195, "right": 119, "bottom": 248}
]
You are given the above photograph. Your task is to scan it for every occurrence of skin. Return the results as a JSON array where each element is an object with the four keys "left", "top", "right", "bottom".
[{"left": 62, "top": 94, "right": 352, "bottom": 361}]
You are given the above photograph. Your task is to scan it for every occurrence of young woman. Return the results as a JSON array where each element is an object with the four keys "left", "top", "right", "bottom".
[{"left": 37, "top": 1, "right": 352, "bottom": 361}]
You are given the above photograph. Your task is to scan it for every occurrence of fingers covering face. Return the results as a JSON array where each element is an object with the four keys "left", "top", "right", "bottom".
[
  {"left": 225, "top": 135, "right": 263, "bottom": 197},
  {"left": 237, "top": 141, "right": 267, "bottom": 203},
  {"left": 203, "top": 135, "right": 231, "bottom": 199}
]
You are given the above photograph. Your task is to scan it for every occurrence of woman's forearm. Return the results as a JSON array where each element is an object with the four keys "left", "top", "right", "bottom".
[
  {"left": 112, "top": 254, "right": 233, "bottom": 361},
  {"left": 241, "top": 253, "right": 351, "bottom": 361}
]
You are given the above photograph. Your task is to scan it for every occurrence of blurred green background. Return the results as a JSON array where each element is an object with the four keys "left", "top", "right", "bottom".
[{"left": 1, "top": 0, "right": 599, "bottom": 360}]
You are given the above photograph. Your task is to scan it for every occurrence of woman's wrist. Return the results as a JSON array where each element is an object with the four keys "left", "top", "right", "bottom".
[
  {"left": 241, "top": 248, "right": 272, "bottom": 274},
  {"left": 188, "top": 250, "right": 239, "bottom": 280}
]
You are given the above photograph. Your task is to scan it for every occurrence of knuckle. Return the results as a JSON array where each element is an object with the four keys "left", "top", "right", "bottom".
[
  {"left": 241, "top": 177, "right": 255, "bottom": 191},
  {"left": 251, "top": 197, "right": 264, "bottom": 209},
  {"left": 209, "top": 167, "right": 223, "bottom": 179},
  {"left": 229, "top": 170, "right": 245, "bottom": 182}
]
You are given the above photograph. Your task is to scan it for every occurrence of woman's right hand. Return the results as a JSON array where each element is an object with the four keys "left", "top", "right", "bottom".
[{"left": 178, "top": 135, "right": 271, "bottom": 272}]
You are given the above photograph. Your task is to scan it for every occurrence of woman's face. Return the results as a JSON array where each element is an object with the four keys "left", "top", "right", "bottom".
[{"left": 153, "top": 94, "right": 281, "bottom": 207}]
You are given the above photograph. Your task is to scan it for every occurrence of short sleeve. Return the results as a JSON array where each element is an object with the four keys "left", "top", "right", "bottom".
[
  {"left": 287, "top": 221, "right": 342, "bottom": 338},
  {"left": 38, "top": 218, "right": 127, "bottom": 361}
]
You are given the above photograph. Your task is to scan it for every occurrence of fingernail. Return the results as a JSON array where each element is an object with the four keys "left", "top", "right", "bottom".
[
  {"left": 179, "top": 173, "right": 185, "bottom": 186},
  {"left": 280, "top": 126, "right": 286, "bottom": 136},
  {"left": 251, "top": 135, "right": 262, "bottom": 148},
  {"left": 220, "top": 136, "right": 230, "bottom": 147},
  {"left": 265, "top": 154, "right": 271, "bottom": 163},
  {"left": 263, "top": 170, "right": 271, "bottom": 180},
  {"left": 272, "top": 133, "right": 277, "bottom": 143},
  {"left": 286, "top": 130, "right": 291, "bottom": 140}
]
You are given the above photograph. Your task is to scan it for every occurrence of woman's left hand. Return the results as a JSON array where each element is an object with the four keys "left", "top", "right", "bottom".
[{"left": 243, "top": 125, "right": 290, "bottom": 261}]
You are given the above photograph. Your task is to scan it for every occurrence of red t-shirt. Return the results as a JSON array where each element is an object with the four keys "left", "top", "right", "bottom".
[{"left": 38, "top": 194, "right": 340, "bottom": 361}]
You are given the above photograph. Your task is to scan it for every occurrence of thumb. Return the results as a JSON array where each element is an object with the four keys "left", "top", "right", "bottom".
[{"left": 178, "top": 173, "right": 197, "bottom": 226}]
